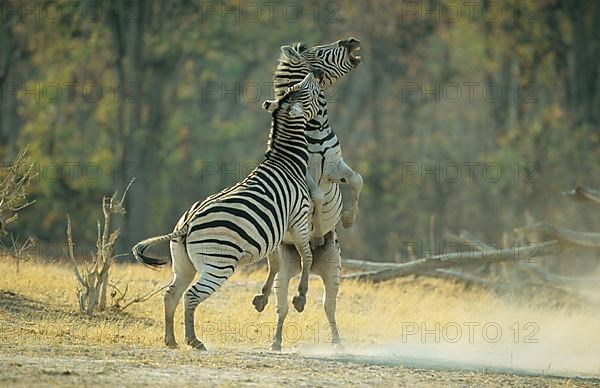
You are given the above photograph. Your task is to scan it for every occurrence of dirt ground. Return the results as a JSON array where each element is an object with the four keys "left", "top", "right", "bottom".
[
  {"left": 1, "top": 343, "right": 598, "bottom": 387},
  {"left": 1, "top": 261, "right": 599, "bottom": 387}
]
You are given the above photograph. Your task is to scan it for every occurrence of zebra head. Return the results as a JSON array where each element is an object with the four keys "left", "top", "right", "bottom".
[
  {"left": 274, "top": 37, "right": 361, "bottom": 96},
  {"left": 263, "top": 68, "right": 324, "bottom": 122}
]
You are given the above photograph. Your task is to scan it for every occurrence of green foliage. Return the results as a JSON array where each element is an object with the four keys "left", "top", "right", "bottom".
[{"left": 1, "top": 0, "right": 599, "bottom": 260}]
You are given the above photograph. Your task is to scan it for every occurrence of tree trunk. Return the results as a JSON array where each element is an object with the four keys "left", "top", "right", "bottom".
[
  {"left": 122, "top": 0, "right": 147, "bottom": 249},
  {"left": 106, "top": 0, "right": 128, "bottom": 255}
]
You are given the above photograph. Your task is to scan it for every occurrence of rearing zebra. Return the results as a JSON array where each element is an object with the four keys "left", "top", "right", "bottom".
[
  {"left": 251, "top": 38, "right": 363, "bottom": 350},
  {"left": 275, "top": 39, "right": 363, "bottom": 237},
  {"left": 132, "top": 68, "right": 323, "bottom": 350}
]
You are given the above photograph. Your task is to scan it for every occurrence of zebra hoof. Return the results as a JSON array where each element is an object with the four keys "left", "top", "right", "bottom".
[
  {"left": 252, "top": 294, "right": 268, "bottom": 312},
  {"left": 164, "top": 338, "right": 178, "bottom": 349},
  {"left": 186, "top": 338, "right": 207, "bottom": 351},
  {"left": 292, "top": 295, "right": 306, "bottom": 312},
  {"left": 342, "top": 211, "right": 354, "bottom": 228},
  {"left": 270, "top": 342, "right": 282, "bottom": 351}
]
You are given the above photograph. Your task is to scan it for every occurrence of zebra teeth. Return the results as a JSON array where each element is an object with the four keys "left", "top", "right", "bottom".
[{"left": 349, "top": 47, "right": 362, "bottom": 66}]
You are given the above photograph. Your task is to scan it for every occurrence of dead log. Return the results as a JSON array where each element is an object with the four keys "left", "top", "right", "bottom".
[
  {"left": 342, "top": 257, "right": 505, "bottom": 289},
  {"left": 528, "top": 222, "right": 600, "bottom": 249},
  {"left": 341, "top": 258, "right": 398, "bottom": 271},
  {"left": 520, "top": 264, "right": 599, "bottom": 287},
  {"left": 342, "top": 241, "right": 558, "bottom": 283},
  {"left": 444, "top": 230, "right": 500, "bottom": 252},
  {"left": 563, "top": 186, "right": 600, "bottom": 204},
  {"left": 427, "top": 268, "right": 509, "bottom": 291},
  {"left": 459, "top": 230, "right": 499, "bottom": 250}
]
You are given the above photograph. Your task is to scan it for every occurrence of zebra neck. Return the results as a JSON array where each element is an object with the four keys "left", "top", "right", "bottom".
[{"left": 266, "top": 115, "right": 309, "bottom": 177}]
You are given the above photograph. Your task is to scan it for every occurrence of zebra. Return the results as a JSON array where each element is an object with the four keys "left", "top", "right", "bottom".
[
  {"left": 132, "top": 68, "right": 324, "bottom": 351},
  {"left": 274, "top": 39, "right": 364, "bottom": 238},
  {"left": 251, "top": 38, "right": 363, "bottom": 350}
]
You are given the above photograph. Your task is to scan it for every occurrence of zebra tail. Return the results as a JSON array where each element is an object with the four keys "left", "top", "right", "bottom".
[{"left": 132, "top": 226, "right": 188, "bottom": 269}]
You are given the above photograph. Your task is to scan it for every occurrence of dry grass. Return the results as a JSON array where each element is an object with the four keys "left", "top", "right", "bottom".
[{"left": 0, "top": 258, "right": 599, "bottom": 378}]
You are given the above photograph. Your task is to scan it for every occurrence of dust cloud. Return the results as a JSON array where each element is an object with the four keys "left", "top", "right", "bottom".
[{"left": 300, "top": 295, "right": 600, "bottom": 378}]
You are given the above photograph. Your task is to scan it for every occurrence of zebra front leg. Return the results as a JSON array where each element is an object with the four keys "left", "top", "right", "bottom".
[
  {"left": 164, "top": 240, "right": 196, "bottom": 348},
  {"left": 290, "top": 222, "right": 314, "bottom": 313},
  {"left": 271, "top": 244, "right": 300, "bottom": 351},
  {"left": 271, "top": 271, "right": 289, "bottom": 351},
  {"left": 252, "top": 249, "right": 281, "bottom": 312},
  {"left": 184, "top": 263, "right": 236, "bottom": 350},
  {"left": 306, "top": 173, "right": 325, "bottom": 247},
  {"left": 329, "top": 159, "right": 363, "bottom": 228}
]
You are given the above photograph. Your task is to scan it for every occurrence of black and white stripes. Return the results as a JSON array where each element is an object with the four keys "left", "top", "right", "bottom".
[
  {"left": 132, "top": 68, "right": 324, "bottom": 350},
  {"left": 274, "top": 38, "right": 363, "bottom": 236},
  {"left": 252, "top": 38, "right": 364, "bottom": 351}
]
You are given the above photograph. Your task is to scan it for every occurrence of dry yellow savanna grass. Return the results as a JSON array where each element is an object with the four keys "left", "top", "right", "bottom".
[{"left": 0, "top": 258, "right": 599, "bottom": 374}]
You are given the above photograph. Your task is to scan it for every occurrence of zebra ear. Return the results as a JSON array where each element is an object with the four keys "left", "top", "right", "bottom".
[
  {"left": 288, "top": 102, "right": 304, "bottom": 117},
  {"left": 280, "top": 45, "right": 302, "bottom": 62},
  {"left": 262, "top": 99, "right": 278, "bottom": 113}
]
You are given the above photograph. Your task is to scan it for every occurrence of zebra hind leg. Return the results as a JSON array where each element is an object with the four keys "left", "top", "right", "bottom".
[
  {"left": 328, "top": 159, "right": 363, "bottom": 228},
  {"left": 164, "top": 240, "right": 196, "bottom": 348},
  {"left": 341, "top": 169, "right": 363, "bottom": 228},
  {"left": 253, "top": 249, "right": 281, "bottom": 312},
  {"left": 183, "top": 261, "right": 237, "bottom": 350},
  {"left": 318, "top": 232, "right": 343, "bottom": 350}
]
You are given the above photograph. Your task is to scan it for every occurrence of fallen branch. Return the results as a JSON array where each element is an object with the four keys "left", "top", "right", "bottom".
[
  {"left": 342, "top": 241, "right": 558, "bottom": 282},
  {"left": 342, "top": 258, "right": 398, "bottom": 271},
  {"left": 520, "top": 264, "right": 599, "bottom": 287},
  {"left": 563, "top": 186, "right": 600, "bottom": 204},
  {"left": 527, "top": 223, "right": 600, "bottom": 249},
  {"left": 458, "top": 230, "right": 498, "bottom": 250},
  {"left": 115, "top": 282, "right": 168, "bottom": 312},
  {"left": 108, "top": 274, "right": 168, "bottom": 312},
  {"left": 425, "top": 268, "right": 509, "bottom": 291}
]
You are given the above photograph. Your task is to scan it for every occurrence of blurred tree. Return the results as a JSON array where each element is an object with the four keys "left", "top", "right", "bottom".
[{"left": 1, "top": 0, "right": 598, "bottom": 265}]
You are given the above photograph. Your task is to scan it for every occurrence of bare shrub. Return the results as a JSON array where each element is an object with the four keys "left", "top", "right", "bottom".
[
  {"left": 67, "top": 180, "right": 165, "bottom": 316},
  {"left": 0, "top": 148, "right": 35, "bottom": 234},
  {"left": 109, "top": 273, "right": 165, "bottom": 312},
  {"left": 1, "top": 235, "right": 35, "bottom": 274},
  {"left": 0, "top": 147, "right": 36, "bottom": 272}
]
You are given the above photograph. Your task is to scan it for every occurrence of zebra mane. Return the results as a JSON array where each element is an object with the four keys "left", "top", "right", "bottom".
[
  {"left": 276, "top": 42, "right": 308, "bottom": 62},
  {"left": 268, "top": 42, "right": 313, "bottom": 154},
  {"left": 265, "top": 90, "right": 296, "bottom": 156},
  {"left": 291, "top": 42, "right": 308, "bottom": 53},
  {"left": 274, "top": 41, "right": 310, "bottom": 98}
]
